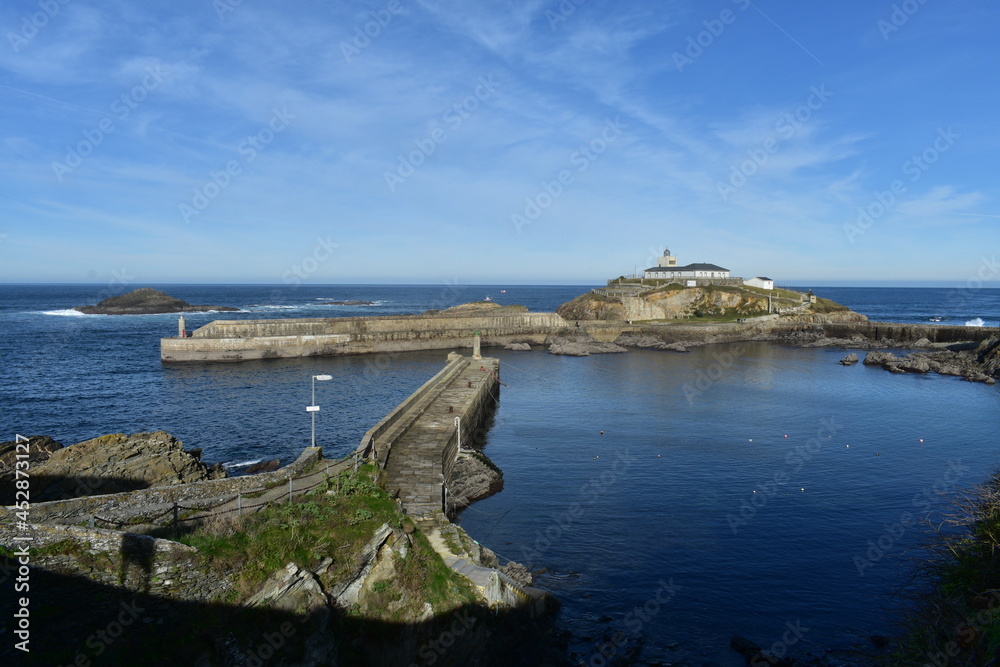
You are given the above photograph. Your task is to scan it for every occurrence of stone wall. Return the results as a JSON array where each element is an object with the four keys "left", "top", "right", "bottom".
[
  {"left": 162, "top": 313, "right": 566, "bottom": 362},
  {"left": 2, "top": 447, "right": 323, "bottom": 527},
  {"left": 0, "top": 522, "right": 230, "bottom": 601},
  {"left": 359, "top": 355, "right": 468, "bottom": 463}
]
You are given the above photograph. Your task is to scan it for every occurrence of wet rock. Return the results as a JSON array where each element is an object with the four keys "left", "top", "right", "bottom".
[
  {"left": 549, "top": 341, "right": 628, "bottom": 356},
  {"left": 839, "top": 353, "right": 859, "bottom": 365},
  {"left": 504, "top": 342, "right": 532, "bottom": 351},
  {"left": 863, "top": 351, "right": 897, "bottom": 366},
  {"left": 244, "top": 459, "right": 281, "bottom": 474}
]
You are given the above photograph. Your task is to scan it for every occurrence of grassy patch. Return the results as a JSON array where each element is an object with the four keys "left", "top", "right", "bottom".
[{"left": 881, "top": 478, "right": 1000, "bottom": 664}]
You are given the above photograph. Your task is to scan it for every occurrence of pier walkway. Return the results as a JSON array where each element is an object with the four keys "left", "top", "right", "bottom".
[
  {"left": 355, "top": 353, "right": 548, "bottom": 608},
  {"left": 359, "top": 352, "right": 500, "bottom": 520}
]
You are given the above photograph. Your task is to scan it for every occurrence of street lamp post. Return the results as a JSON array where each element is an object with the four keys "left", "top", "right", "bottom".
[{"left": 308, "top": 374, "right": 333, "bottom": 449}]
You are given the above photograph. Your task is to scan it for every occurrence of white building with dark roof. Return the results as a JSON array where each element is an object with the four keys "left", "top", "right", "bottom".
[
  {"left": 744, "top": 276, "right": 774, "bottom": 290},
  {"left": 642, "top": 249, "right": 731, "bottom": 280}
]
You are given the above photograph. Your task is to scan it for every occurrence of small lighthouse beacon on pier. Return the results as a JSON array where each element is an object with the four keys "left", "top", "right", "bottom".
[{"left": 178, "top": 315, "right": 187, "bottom": 338}]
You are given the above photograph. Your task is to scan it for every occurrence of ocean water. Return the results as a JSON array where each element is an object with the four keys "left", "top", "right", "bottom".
[{"left": 2, "top": 283, "right": 999, "bottom": 664}]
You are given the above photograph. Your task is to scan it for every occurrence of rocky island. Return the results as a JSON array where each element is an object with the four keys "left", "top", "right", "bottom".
[{"left": 75, "top": 287, "right": 238, "bottom": 315}]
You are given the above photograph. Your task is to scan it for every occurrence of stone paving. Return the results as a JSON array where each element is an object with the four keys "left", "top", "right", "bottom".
[{"left": 382, "top": 357, "right": 499, "bottom": 520}]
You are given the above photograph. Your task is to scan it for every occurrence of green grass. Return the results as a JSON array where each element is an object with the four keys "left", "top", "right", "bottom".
[{"left": 879, "top": 478, "right": 1000, "bottom": 664}]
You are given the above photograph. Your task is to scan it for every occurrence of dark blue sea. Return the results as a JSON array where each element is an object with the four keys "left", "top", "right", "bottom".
[{"left": 3, "top": 283, "right": 1000, "bottom": 664}]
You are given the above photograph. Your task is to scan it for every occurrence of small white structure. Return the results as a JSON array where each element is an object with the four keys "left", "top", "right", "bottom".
[{"left": 744, "top": 276, "right": 774, "bottom": 290}]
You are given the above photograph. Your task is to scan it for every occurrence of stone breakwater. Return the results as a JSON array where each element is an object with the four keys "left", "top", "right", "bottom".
[{"left": 162, "top": 309, "right": 1000, "bottom": 363}]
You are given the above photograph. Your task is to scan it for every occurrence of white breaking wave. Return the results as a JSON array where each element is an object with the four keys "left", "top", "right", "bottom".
[
  {"left": 39, "top": 309, "right": 91, "bottom": 317},
  {"left": 965, "top": 317, "right": 987, "bottom": 327},
  {"left": 224, "top": 458, "right": 263, "bottom": 468}
]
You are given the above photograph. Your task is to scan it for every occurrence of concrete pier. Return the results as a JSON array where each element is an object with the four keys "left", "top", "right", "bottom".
[
  {"left": 161, "top": 312, "right": 564, "bottom": 362},
  {"left": 359, "top": 353, "right": 500, "bottom": 519}
]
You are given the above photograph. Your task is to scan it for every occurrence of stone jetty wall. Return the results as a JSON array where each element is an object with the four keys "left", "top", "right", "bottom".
[
  {"left": 162, "top": 313, "right": 564, "bottom": 362},
  {"left": 163, "top": 309, "right": 998, "bottom": 363}
]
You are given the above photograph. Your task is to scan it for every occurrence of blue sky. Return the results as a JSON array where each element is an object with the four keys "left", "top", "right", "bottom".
[{"left": 1, "top": 0, "right": 998, "bottom": 286}]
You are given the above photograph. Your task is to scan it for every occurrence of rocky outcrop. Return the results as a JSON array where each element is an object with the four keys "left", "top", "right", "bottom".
[
  {"left": 556, "top": 293, "right": 627, "bottom": 321},
  {"left": 243, "top": 459, "right": 280, "bottom": 474},
  {"left": 614, "top": 333, "right": 692, "bottom": 351},
  {"left": 75, "top": 287, "right": 237, "bottom": 314},
  {"left": 860, "top": 337, "right": 1000, "bottom": 384},
  {"left": 0, "top": 431, "right": 226, "bottom": 504},
  {"left": 0, "top": 435, "right": 62, "bottom": 471},
  {"left": 839, "top": 353, "right": 859, "bottom": 365},
  {"left": 434, "top": 301, "right": 529, "bottom": 316},
  {"left": 449, "top": 452, "right": 504, "bottom": 510},
  {"left": 557, "top": 286, "right": 864, "bottom": 324},
  {"left": 504, "top": 342, "right": 532, "bottom": 351},
  {"left": 549, "top": 340, "right": 627, "bottom": 356}
]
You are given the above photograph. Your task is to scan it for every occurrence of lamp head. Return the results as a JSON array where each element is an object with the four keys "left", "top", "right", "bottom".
[{"left": 314, "top": 374, "right": 333, "bottom": 381}]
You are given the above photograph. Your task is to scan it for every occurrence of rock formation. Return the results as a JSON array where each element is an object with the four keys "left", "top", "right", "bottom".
[
  {"left": 556, "top": 285, "right": 864, "bottom": 323},
  {"left": 0, "top": 435, "right": 62, "bottom": 471},
  {"left": 449, "top": 451, "right": 504, "bottom": 510},
  {"left": 0, "top": 431, "right": 226, "bottom": 504},
  {"left": 428, "top": 301, "right": 530, "bottom": 316},
  {"left": 75, "top": 287, "right": 238, "bottom": 314},
  {"left": 860, "top": 336, "right": 1000, "bottom": 384}
]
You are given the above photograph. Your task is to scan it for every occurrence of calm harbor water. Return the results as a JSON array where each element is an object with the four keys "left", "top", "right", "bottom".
[{"left": 2, "top": 283, "right": 999, "bottom": 664}]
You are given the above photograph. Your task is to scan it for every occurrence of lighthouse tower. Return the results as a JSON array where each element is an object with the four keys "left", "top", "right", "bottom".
[{"left": 656, "top": 248, "right": 678, "bottom": 268}]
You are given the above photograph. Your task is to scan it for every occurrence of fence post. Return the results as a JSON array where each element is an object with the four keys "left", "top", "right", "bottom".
[
  {"left": 288, "top": 477, "right": 293, "bottom": 503},
  {"left": 237, "top": 493, "right": 242, "bottom": 516},
  {"left": 354, "top": 452, "right": 359, "bottom": 473}
]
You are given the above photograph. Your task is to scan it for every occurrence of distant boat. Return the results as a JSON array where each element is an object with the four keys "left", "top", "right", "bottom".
[
  {"left": 484, "top": 296, "right": 493, "bottom": 301},
  {"left": 929, "top": 316, "right": 943, "bottom": 322},
  {"left": 500, "top": 289, "right": 507, "bottom": 293}
]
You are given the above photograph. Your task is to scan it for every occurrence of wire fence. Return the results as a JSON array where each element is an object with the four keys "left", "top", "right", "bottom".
[{"left": 90, "top": 455, "right": 358, "bottom": 531}]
